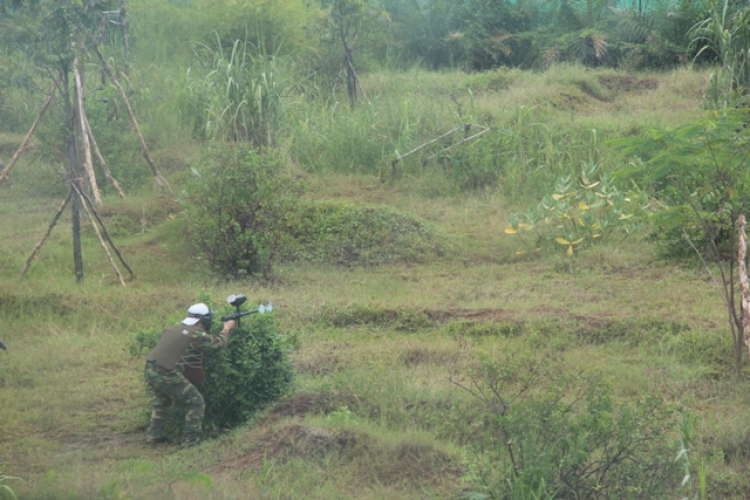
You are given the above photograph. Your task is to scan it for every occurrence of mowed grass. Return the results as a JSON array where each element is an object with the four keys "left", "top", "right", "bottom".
[{"left": 3, "top": 67, "right": 750, "bottom": 499}]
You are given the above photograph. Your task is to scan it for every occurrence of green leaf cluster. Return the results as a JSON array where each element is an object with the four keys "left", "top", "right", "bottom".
[{"left": 505, "top": 162, "right": 649, "bottom": 254}]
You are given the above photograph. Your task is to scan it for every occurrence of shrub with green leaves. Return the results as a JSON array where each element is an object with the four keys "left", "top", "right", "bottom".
[
  {"left": 614, "top": 110, "right": 750, "bottom": 260},
  {"left": 129, "top": 308, "right": 294, "bottom": 438},
  {"left": 184, "top": 146, "right": 305, "bottom": 278},
  {"left": 505, "top": 162, "right": 650, "bottom": 254},
  {"left": 456, "top": 353, "right": 678, "bottom": 500}
]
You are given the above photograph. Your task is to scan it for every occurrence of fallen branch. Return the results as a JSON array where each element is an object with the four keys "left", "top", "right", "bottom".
[
  {"left": 424, "top": 126, "right": 490, "bottom": 162},
  {"left": 20, "top": 191, "right": 72, "bottom": 278},
  {"left": 89, "top": 38, "right": 171, "bottom": 192},
  {"left": 390, "top": 124, "right": 490, "bottom": 177},
  {"left": 0, "top": 73, "right": 60, "bottom": 186}
]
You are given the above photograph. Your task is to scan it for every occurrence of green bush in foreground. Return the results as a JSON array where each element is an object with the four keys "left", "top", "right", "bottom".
[{"left": 129, "top": 311, "right": 294, "bottom": 439}]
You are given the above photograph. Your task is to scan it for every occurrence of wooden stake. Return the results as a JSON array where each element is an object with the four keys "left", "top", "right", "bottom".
[
  {"left": 89, "top": 39, "right": 171, "bottom": 192},
  {"left": 0, "top": 74, "right": 60, "bottom": 186},
  {"left": 738, "top": 214, "right": 750, "bottom": 361},
  {"left": 72, "top": 185, "right": 126, "bottom": 286},
  {"left": 81, "top": 99, "right": 125, "bottom": 199},
  {"left": 74, "top": 59, "right": 103, "bottom": 205},
  {"left": 75, "top": 185, "right": 136, "bottom": 279},
  {"left": 20, "top": 191, "right": 73, "bottom": 278}
]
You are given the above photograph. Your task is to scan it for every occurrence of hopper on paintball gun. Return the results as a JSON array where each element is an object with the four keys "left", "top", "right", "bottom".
[{"left": 221, "top": 294, "right": 273, "bottom": 327}]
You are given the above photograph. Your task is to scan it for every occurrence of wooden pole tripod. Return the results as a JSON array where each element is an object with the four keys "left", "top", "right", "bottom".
[{"left": 19, "top": 179, "right": 136, "bottom": 285}]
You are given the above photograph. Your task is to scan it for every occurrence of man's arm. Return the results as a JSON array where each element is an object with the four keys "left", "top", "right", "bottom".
[{"left": 193, "top": 320, "right": 236, "bottom": 350}]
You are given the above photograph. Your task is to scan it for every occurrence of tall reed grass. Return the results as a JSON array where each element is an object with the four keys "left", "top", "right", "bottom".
[{"left": 182, "top": 36, "right": 293, "bottom": 148}]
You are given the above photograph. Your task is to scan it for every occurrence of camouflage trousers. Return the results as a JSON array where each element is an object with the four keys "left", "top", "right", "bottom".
[{"left": 144, "top": 360, "right": 205, "bottom": 443}]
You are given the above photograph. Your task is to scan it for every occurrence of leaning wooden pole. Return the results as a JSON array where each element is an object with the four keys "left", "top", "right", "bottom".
[
  {"left": 74, "top": 58, "right": 103, "bottom": 205},
  {"left": 20, "top": 191, "right": 73, "bottom": 278},
  {"left": 72, "top": 185, "right": 126, "bottom": 286},
  {"left": 89, "top": 39, "right": 171, "bottom": 192},
  {"left": 738, "top": 214, "right": 750, "bottom": 361},
  {"left": 76, "top": 185, "right": 136, "bottom": 279},
  {"left": 121, "top": 0, "right": 130, "bottom": 76},
  {"left": 81, "top": 94, "right": 125, "bottom": 199},
  {"left": 0, "top": 74, "right": 60, "bottom": 186}
]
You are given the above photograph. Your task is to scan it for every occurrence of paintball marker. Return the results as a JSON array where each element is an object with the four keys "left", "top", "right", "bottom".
[{"left": 221, "top": 294, "right": 273, "bottom": 327}]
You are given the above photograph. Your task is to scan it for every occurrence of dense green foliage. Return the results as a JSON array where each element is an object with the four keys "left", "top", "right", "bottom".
[
  {"left": 129, "top": 310, "right": 294, "bottom": 438},
  {"left": 615, "top": 109, "right": 750, "bottom": 259},
  {"left": 183, "top": 146, "right": 305, "bottom": 278}
]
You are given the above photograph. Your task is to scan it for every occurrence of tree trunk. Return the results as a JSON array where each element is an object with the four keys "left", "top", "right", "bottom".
[
  {"left": 121, "top": 0, "right": 130, "bottom": 76},
  {"left": 738, "top": 215, "right": 750, "bottom": 364},
  {"left": 64, "top": 65, "right": 84, "bottom": 284}
]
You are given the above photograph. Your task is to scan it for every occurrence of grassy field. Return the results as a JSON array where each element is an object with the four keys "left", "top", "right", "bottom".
[{"left": 2, "top": 66, "right": 750, "bottom": 499}]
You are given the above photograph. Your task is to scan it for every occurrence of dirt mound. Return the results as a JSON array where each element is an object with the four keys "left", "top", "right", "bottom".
[
  {"left": 213, "top": 423, "right": 462, "bottom": 492},
  {"left": 215, "top": 423, "right": 360, "bottom": 471},
  {"left": 263, "top": 392, "right": 359, "bottom": 420}
]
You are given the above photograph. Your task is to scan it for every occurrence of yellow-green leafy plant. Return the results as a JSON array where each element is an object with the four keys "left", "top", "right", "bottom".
[{"left": 505, "top": 162, "right": 650, "bottom": 254}]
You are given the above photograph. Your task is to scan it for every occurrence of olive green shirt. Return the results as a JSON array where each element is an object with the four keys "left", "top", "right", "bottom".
[{"left": 145, "top": 322, "right": 229, "bottom": 370}]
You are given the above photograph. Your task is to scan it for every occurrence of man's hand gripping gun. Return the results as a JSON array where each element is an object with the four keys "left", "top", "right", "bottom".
[{"left": 221, "top": 294, "right": 273, "bottom": 328}]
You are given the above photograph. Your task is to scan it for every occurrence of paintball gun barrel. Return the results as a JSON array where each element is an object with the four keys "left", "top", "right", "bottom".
[{"left": 220, "top": 294, "right": 272, "bottom": 327}]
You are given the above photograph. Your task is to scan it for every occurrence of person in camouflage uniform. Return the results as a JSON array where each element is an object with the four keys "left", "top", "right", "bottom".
[{"left": 144, "top": 303, "right": 235, "bottom": 446}]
